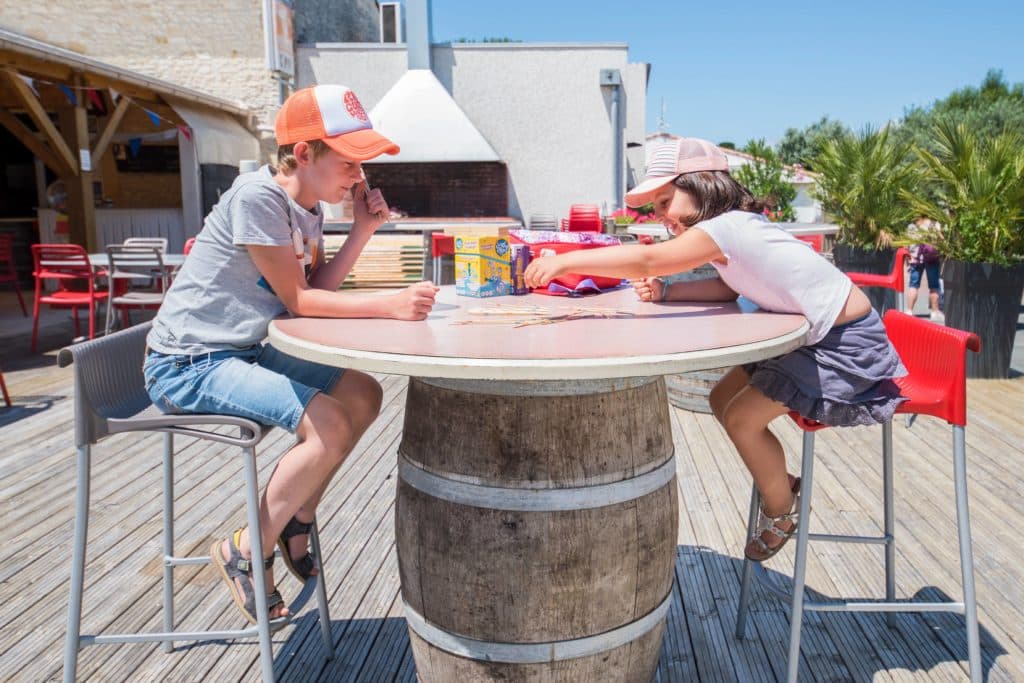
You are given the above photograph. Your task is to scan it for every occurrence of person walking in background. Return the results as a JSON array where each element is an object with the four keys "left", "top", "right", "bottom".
[{"left": 907, "top": 217, "right": 944, "bottom": 323}]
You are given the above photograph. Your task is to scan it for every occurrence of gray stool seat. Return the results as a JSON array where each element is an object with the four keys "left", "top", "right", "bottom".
[{"left": 60, "top": 321, "right": 332, "bottom": 683}]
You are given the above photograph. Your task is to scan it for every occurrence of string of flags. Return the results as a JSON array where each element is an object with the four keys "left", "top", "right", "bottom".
[{"left": 16, "top": 74, "right": 193, "bottom": 158}]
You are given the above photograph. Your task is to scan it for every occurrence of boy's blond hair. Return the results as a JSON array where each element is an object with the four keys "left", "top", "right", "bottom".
[{"left": 276, "top": 139, "right": 331, "bottom": 171}]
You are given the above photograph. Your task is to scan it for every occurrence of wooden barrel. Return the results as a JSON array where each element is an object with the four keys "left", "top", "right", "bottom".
[
  {"left": 665, "top": 367, "right": 729, "bottom": 413},
  {"left": 397, "top": 377, "right": 679, "bottom": 682}
]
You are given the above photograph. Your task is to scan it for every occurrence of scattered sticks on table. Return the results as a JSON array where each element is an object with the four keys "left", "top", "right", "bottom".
[{"left": 453, "top": 303, "right": 634, "bottom": 328}]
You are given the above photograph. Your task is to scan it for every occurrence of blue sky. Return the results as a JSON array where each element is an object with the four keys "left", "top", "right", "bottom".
[{"left": 429, "top": 0, "right": 1024, "bottom": 146}]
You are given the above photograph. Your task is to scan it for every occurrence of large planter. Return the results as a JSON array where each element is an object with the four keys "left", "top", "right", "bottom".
[
  {"left": 942, "top": 260, "right": 1024, "bottom": 379},
  {"left": 832, "top": 244, "right": 900, "bottom": 314}
]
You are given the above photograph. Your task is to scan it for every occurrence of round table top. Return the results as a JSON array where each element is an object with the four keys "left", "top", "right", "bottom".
[{"left": 268, "top": 286, "right": 808, "bottom": 381}]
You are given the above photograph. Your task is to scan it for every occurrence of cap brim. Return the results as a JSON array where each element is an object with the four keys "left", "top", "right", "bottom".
[
  {"left": 624, "top": 174, "right": 678, "bottom": 207},
  {"left": 322, "top": 128, "right": 400, "bottom": 161}
]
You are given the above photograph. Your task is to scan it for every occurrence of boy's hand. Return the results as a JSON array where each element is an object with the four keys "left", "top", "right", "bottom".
[
  {"left": 352, "top": 182, "right": 390, "bottom": 235},
  {"left": 524, "top": 254, "right": 564, "bottom": 288},
  {"left": 632, "top": 277, "right": 664, "bottom": 302},
  {"left": 389, "top": 281, "right": 440, "bottom": 320}
]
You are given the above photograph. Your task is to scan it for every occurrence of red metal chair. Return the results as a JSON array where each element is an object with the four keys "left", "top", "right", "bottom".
[
  {"left": 0, "top": 233, "right": 28, "bottom": 316},
  {"left": 794, "top": 233, "right": 823, "bottom": 253},
  {"left": 430, "top": 233, "right": 455, "bottom": 285},
  {"left": 183, "top": 237, "right": 196, "bottom": 255},
  {"left": 736, "top": 311, "right": 982, "bottom": 682},
  {"left": 846, "top": 247, "right": 909, "bottom": 311},
  {"left": 566, "top": 204, "right": 602, "bottom": 232},
  {"left": 30, "top": 244, "right": 110, "bottom": 352}
]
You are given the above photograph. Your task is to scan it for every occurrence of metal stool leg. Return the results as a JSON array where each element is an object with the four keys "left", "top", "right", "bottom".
[
  {"left": 735, "top": 484, "right": 760, "bottom": 638},
  {"left": 433, "top": 256, "right": 442, "bottom": 285},
  {"left": 953, "top": 425, "right": 982, "bottom": 681},
  {"left": 63, "top": 445, "right": 91, "bottom": 683},
  {"left": 310, "top": 519, "right": 334, "bottom": 657},
  {"left": 162, "top": 433, "right": 175, "bottom": 652},
  {"left": 242, "top": 446, "right": 276, "bottom": 683},
  {"left": 882, "top": 420, "right": 897, "bottom": 628},
  {"left": 787, "top": 430, "right": 816, "bottom": 683}
]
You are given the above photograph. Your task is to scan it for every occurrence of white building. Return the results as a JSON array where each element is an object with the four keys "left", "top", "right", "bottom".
[{"left": 297, "top": 0, "right": 648, "bottom": 223}]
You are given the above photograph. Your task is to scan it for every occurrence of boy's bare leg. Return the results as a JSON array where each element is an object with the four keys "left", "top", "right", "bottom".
[
  {"left": 720, "top": 384, "right": 793, "bottom": 552},
  {"left": 223, "top": 370, "right": 383, "bottom": 615}
]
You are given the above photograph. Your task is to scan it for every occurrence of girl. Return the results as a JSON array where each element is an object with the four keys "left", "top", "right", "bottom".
[{"left": 524, "top": 138, "right": 906, "bottom": 561}]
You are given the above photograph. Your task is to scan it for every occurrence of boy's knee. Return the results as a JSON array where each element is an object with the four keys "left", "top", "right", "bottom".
[
  {"left": 708, "top": 384, "right": 730, "bottom": 422},
  {"left": 721, "top": 403, "right": 750, "bottom": 438},
  {"left": 345, "top": 371, "right": 383, "bottom": 426}
]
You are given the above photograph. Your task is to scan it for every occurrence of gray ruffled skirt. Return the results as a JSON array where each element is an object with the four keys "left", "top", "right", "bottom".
[{"left": 743, "top": 309, "right": 908, "bottom": 427}]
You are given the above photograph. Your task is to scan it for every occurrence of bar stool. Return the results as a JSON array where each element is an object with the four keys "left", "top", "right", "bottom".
[
  {"left": 847, "top": 247, "right": 910, "bottom": 312},
  {"left": 735, "top": 310, "right": 982, "bottom": 682},
  {"left": 59, "top": 322, "right": 333, "bottom": 683}
]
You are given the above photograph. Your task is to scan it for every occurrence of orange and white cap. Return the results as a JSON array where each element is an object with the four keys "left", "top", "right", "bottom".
[
  {"left": 275, "top": 85, "right": 400, "bottom": 161},
  {"left": 625, "top": 138, "right": 729, "bottom": 207}
]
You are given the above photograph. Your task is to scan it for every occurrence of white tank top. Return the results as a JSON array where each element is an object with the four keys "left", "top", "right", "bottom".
[{"left": 695, "top": 211, "right": 851, "bottom": 345}]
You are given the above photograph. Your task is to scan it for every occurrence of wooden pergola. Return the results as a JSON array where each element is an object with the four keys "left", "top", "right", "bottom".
[{"left": 0, "top": 29, "right": 254, "bottom": 251}]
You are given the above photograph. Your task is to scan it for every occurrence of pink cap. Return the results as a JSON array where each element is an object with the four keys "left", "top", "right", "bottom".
[{"left": 625, "top": 138, "right": 729, "bottom": 207}]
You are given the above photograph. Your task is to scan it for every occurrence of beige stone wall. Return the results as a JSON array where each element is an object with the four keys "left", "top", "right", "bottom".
[{"left": 3, "top": 0, "right": 279, "bottom": 157}]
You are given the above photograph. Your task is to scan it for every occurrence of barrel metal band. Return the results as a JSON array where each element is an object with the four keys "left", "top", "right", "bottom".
[
  {"left": 404, "top": 591, "right": 672, "bottom": 664},
  {"left": 398, "top": 455, "right": 676, "bottom": 512}
]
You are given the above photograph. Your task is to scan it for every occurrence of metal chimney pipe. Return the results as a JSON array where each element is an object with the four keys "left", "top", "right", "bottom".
[{"left": 405, "top": 0, "right": 433, "bottom": 70}]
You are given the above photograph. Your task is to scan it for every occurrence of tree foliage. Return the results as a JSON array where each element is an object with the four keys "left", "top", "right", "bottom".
[
  {"left": 776, "top": 116, "right": 850, "bottom": 171},
  {"left": 733, "top": 139, "right": 797, "bottom": 222}
]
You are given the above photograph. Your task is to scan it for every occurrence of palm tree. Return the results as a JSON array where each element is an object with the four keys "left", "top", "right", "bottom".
[
  {"left": 905, "top": 119, "right": 1024, "bottom": 265},
  {"left": 812, "top": 126, "right": 920, "bottom": 250}
]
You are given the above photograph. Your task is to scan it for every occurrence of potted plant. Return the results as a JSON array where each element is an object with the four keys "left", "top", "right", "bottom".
[
  {"left": 812, "top": 126, "right": 921, "bottom": 312},
  {"left": 905, "top": 120, "right": 1024, "bottom": 378}
]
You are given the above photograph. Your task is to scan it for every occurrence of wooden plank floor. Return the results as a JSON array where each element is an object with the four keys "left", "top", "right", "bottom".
[{"left": 1, "top": 357, "right": 1022, "bottom": 682}]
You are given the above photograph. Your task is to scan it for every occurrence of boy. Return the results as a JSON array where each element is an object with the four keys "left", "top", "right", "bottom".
[{"left": 144, "top": 85, "right": 438, "bottom": 621}]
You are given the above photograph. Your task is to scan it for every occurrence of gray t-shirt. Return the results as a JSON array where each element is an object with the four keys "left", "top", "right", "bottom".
[{"left": 147, "top": 165, "right": 324, "bottom": 354}]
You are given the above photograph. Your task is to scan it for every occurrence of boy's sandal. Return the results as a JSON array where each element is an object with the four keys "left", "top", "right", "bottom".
[
  {"left": 744, "top": 477, "right": 803, "bottom": 563},
  {"left": 210, "top": 529, "right": 285, "bottom": 625},
  {"left": 277, "top": 516, "right": 318, "bottom": 583}
]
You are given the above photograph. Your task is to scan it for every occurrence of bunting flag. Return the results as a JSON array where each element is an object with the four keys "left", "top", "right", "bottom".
[
  {"left": 177, "top": 125, "right": 192, "bottom": 142},
  {"left": 109, "top": 87, "right": 121, "bottom": 103},
  {"left": 17, "top": 74, "right": 40, "bottom": 97},
  {"left": 143, "top": 109, "right": 161, "bottom": 128},
  {"left": 128, "top": 138, "right": 142, "bottom": 158},
  {"left": 86, "top": 89, "right": 105, "bottom": 111},
  {"left": 58, "top": 84, "right": 77, "bottom": 105}
]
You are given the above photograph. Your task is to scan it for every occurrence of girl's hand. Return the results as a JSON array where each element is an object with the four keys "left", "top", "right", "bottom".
[
  {"left": 632, "top": 277, "right": 664, "bottom": 302},
  {"left": 524, "top": 254, "right": 564, "bottom": 288},
  {"left": 352, "top": 181, "right": 390, "bottom": 235}
]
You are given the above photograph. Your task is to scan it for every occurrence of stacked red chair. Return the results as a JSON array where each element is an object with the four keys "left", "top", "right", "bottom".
[{"left": 566, "top": 204, "right": 602, "bottom": 232}]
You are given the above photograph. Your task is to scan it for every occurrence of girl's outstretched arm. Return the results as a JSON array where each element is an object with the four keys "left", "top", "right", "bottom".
[{"left": 524, "top": 228, "right": 724, "bottom": 288}]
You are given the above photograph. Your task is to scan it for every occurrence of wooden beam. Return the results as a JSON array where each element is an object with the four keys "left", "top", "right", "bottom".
[
  {"left": 58, "top": 89, "right": 96, "bottom": 250},
  {"left": 2, "top": 67, "right": 78, "bottom": 175},
  {"left": 90, "top": 95, "right": 129, "bottom": 166},
  {"left": 0, "top": 107, "right": 71, "bottom": 175}
]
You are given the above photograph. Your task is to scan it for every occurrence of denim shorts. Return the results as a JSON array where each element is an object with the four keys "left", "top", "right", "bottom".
[
  {"left": 909, "top": 262, "right": 940, "bottom": 289},
  {"left": 143, "top": 344, "right": 345, "bottom": 432}
]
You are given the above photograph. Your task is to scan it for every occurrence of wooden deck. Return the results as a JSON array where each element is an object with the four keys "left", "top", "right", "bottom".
[{"left": 1, "top": 352, "right": 1023, "bottom": 682}]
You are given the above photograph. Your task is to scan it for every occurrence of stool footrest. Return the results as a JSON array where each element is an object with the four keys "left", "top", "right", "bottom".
[
  {"left": 77, "top": 574, "right": 320, "bottom": 647},
  {"left": 752, "top": 564, "right": 964, "bottom": 615},
  {"left": 808, "top": 532, "right": 892, "bottom": 545}
]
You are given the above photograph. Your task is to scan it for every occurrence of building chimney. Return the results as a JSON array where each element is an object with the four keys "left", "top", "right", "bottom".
[{"left": 405, "top": 0, "right": 432, "bottom": 70}]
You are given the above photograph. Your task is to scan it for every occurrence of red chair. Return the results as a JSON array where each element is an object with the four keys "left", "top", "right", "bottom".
[
  {"left": 183, "top": 237, "right": 196, "bottom": 255},
  {"left": 794, "top": 233, "right": 823, "bottom": 253},
  {"left": 736, "top": 311, "right": 982, "bottom": 683},
  {"left": 566, "top": 204, "right": 602, "bottom": 232},
  {"left": 846, "top": 247, "right": 909, "bottom": 312},
  {"left": 30, "top": 244, "right": 110, "bottom": 352},
  {"left": 0, "top": 233, "right": 28, "bottom": 316},
  {"left": 430, "top": 233, "right": 455, "bottom": 285}
]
